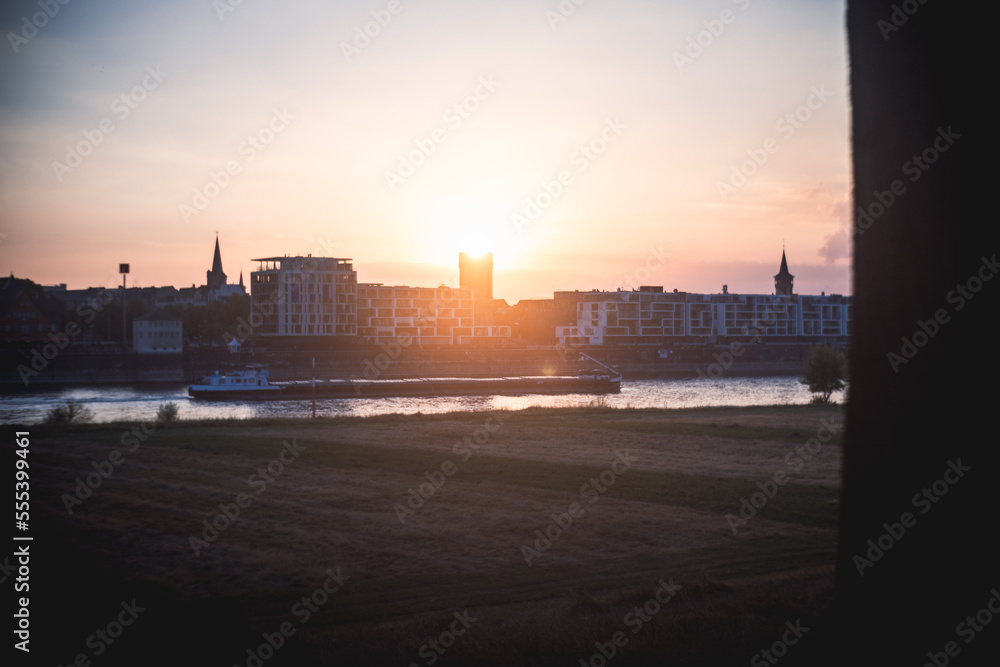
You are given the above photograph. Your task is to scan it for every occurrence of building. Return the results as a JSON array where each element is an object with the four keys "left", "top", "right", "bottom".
[
  {"left": 1, "top": 275, "right": 64, "bottom": 342},
  {"left": 508, "top": 295, "right": 577, "bottom": 345},
  {"left": 250, "top": 255, "right": 358, "bottom": 340},
  {"left": 133, "top": 309, "right": 183, "bottom": 353},
  {"left": 554, "top": 251, "right": 851, "bottom": 346},
  {"left": 43, "top": 236, "right": 244, "bottom": 317},
  {"left": 774, "top": 248, "right": 794, "bottom": 296},
  {"left": 247, "top": 253, "right": 510, "bottom": 347},
  {"left": 206, "top": 234, "right": 246, "bottom": 301},
  {"left": 206, "top": 235, "right": 227, "bottom": 291},
  {"left": 356, "top": 283, "right": 510, "bottom": 346},
  {"left": 556, "top": 290, "right": 852, "bottom": 345},
  {"left": 459, "top": 252, "right": 494, "bottom": 325}
]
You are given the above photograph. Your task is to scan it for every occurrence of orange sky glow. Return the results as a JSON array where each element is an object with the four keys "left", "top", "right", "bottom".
[{"left": 0, "top": 0, "right": 851, "bottom": 302}]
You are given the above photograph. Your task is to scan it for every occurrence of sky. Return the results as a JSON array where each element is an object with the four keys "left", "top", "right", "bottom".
[{"left": 0, "top": 0, "right": 851, "bottom": 303}]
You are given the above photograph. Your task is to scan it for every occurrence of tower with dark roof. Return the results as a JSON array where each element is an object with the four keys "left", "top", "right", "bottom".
[
  {"left": 774, "top": 248, "right": 794, "bottom": 296},
  {"left": 206, "top": 234, "right": 227, "bottom": 291}
]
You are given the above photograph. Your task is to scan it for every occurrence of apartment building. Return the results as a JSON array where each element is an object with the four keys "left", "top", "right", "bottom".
[
  {"left": 356, "top": 283, "right": 509, "bottom": 345},
  {"left": 250, "top": 256, "right": 358, "bottom": 337}
]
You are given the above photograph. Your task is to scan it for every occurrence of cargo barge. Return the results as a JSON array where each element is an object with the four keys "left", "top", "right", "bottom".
[{"left": 188, "top": 361, "right": 621, "bottom": 401}]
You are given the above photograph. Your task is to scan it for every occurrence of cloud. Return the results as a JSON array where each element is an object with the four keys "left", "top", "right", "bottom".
[{"left": 818, "top": 228, "right": 850, "bottom": 264}]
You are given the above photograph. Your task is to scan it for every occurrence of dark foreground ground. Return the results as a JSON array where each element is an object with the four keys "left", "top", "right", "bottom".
[{"left": 13, "top": 405, "right": 843, "bottom": 666}]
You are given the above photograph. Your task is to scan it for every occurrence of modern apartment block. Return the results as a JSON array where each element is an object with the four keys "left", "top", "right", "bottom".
[
  {"left": 556, "top": 288, "right": 851, "bottom": 345},
  {"left": 247, "top": 249, "right": 837, "bottom": 347},
  {"left": 249, "top": 255, "right": 510, "bottom": 346},
  {"left": 555, "top": 252, "right": 851, "bottom": 346},
  {"left": 356, "top": 283, "right": 510, "bottom": 345},
  {"left": 250, "top": 256, "right": 358, "bottom": 338}
]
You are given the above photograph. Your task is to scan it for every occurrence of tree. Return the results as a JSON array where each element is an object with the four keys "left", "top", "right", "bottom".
[
  {"left": 156, "top": 402, "right": 180, "bottom": 423},
  {"left": 44, "top": 399, "right": 94, "bottom": 425},
  {"left": 800, "top": 344, "right": 847, "bottom": 403}
]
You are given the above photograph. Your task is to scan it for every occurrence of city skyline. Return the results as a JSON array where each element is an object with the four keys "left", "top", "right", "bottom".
[
  {"left": 0, "top": 0, "right": 851, "bottom": 301},
  {"left": 31, "top": 236, "right": 844, "bottom": 304}
]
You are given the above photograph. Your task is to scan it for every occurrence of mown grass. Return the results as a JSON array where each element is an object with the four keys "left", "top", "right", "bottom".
[
  {"left": 28, "top": 404, "right": 842, "bottom": 666},
  {"left": 27, "top": 403, "right": 843, "bottom": 445}
]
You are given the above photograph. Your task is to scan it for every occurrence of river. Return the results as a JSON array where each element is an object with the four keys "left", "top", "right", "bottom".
[{"left": 0, "top": 376, "right": 833, "bottom": 425}]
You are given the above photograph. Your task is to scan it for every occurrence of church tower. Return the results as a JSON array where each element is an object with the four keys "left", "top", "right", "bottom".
[
  {"left": 774, "top": 248, "right": 794, "bottom": 295},
  {"left": 206, "top": 234, "right": 227, "bottom": 291}
]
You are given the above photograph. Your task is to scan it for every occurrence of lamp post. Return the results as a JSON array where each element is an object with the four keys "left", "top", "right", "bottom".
[{"left": 120, "top": 263, "right": 129, "bottom": 351}]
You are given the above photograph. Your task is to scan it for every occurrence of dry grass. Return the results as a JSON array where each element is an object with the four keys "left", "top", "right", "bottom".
[{"left": 28, "top": 404, "right": 842, "bottom": 666}]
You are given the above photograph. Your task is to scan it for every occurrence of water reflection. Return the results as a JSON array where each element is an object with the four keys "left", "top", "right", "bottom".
[{"left": 0, "top": 377, "right": 823, "bottom": 425}]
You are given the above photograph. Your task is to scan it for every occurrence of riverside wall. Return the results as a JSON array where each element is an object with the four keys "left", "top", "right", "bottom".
[{"left": 0, "top": 342, "right": 842, "bottom": 388}]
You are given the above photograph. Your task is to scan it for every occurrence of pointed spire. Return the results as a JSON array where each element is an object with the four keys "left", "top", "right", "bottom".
[
  {"left": 207, "top": 233, "right": 227, "bottom": 291},
  {"left": 774, "top": 246, "right": 794, "bottom": 296},
  {"left": 238, "top": 270, "right": 244, "bottom": 288},
  {"left": 212, "top": 233, "right": 224, "bottom": 275}
]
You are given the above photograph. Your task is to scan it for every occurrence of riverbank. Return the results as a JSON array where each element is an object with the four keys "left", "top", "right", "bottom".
[
  {"left": 1, "top": 343, "right": 832, "bottom": 387},
  {"left": 2, "top": 377, "right": 828, "bottom": 425},
  {"left": 25, "top": 404, "right": 842, "bottom": 666}
]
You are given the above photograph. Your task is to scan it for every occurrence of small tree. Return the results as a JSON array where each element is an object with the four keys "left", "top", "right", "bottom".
[
  {"left": 44, "top": 399, "right": 94, "bottom": 425},
  {"left": 800, "top": 345, "right": 848, "bottom": 403},
  {"left": 156, "top": 402, "right": 180, "bottom": 423}
]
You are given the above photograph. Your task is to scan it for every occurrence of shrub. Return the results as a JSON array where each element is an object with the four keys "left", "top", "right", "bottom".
[
  {"left": 44, "top": 399, "right": 94, "bottom": 425},
  {"left": 157, "top": 402, "right": 180, "bottom": 423},
  {"left": 800, "top": 345, "right": 848, "bottom": 404},
  {"left": 586, "top": 395, "right": 612, "bottom": 410}
]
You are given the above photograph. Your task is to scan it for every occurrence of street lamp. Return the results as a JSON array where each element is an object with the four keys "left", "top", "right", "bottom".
[{"left": 120, "top": 263, "right": 129, "bottom": 350}]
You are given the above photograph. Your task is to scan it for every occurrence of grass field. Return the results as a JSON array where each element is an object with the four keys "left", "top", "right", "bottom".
[{"left": 27, "top": 404, "right": 843, "bottom": 666}]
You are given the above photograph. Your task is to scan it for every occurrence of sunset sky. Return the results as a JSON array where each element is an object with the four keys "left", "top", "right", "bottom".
[{"left": 0, "top": 0, "right": 850, "bottom": 303}]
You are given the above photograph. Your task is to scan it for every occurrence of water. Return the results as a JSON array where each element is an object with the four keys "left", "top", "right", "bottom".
[{"left": 0, "top": 376, "right": 825, "bottom": 425}]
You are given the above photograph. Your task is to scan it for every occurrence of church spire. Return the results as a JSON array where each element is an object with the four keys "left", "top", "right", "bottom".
[
  {"left": 206, "top": 233, "right": 227, "bottom": 291},
  {"left": 774, "top": 247, "right": 794, "bottom": 296},
  {"left": 212, "top": 232, "right": 224, "bottom": 276}
]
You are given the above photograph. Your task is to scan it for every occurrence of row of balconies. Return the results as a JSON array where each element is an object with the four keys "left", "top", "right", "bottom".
[
  {"left": 559, "top": 323, "right": 828, "bottom": 338},
  {"left": 357, "top": 308, "right": 474, "bottom": 319},
  {"left": 354, "top": 326, "right": 511, "bottom": 338}
]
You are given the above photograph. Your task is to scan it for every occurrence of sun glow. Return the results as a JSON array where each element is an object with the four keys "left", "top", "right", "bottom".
[{"left": 425, "top": 193, "right": 520, "bottom": 267}]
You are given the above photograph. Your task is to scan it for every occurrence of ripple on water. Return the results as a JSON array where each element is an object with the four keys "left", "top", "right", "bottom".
[{"left": 0, "top": 377, "right": 823, "bottom": 425}]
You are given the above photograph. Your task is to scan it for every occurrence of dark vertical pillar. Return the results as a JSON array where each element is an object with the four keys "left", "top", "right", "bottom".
[{"left": 827, "top": 2, "right": 995, "bottom": 664}]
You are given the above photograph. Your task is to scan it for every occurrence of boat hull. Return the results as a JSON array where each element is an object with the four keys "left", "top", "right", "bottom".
[
  {"left": 187, "top": 386, "right": 285, "bottom": 401},
  {"left": 188, "top": 376, "right": 620, "bottom": 401}
]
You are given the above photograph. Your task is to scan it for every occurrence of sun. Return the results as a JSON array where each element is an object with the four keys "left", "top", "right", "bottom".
[
  {"left": 426, "top": 194, "right": 519, "bottom": 267},
  {"left": 457, "top": 228, "right": 495, "bottom": 258}
]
